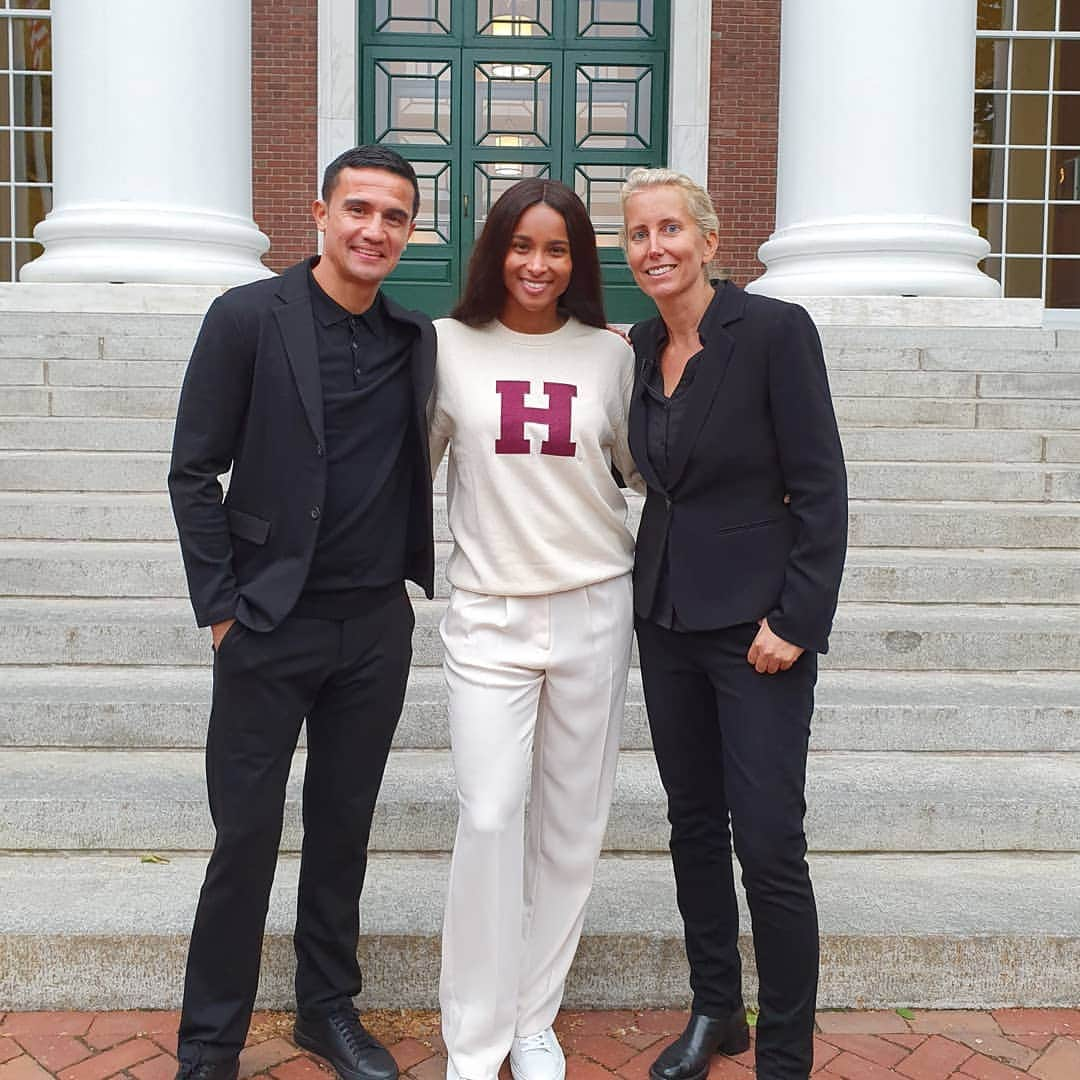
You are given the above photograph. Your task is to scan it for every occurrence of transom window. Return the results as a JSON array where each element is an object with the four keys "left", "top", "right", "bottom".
[
  {"left": 974, "top": 0, "right": 1080, "bottom": 307},
  {"left": 0, "top": 0, "right": 50, "bottom": 283}
]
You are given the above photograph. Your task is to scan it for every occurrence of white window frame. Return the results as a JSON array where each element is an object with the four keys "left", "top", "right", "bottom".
[
  {"left": 1, "top": 4, "right": 52, "bottom": 283},
  {"left": 974, "top": 0, "right": 1080, "bottom": 307}
]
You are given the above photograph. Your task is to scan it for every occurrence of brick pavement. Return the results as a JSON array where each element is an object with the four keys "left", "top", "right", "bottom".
[{"left": 0, "top": 1010, "right": 1077, "bottom": 1080}]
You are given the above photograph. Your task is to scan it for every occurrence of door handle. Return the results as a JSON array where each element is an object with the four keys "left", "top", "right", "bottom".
[{"left": 463, "top": 192, "right": 470, "bottom": 219}]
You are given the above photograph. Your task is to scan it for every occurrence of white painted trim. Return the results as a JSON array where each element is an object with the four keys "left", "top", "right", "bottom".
[
  {"left": 667, "top": 0, "right": 711, "bottom": 183},
  {"left": 317, "top": 0, "right": 358, "bottom": 187},
  {"left": 316, "top": 2, "right": 708, "bottom": 189}
]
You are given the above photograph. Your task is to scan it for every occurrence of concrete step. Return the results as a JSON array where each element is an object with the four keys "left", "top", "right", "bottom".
[
  {"left": 975, "top": 399, "right": 1080, "bottom": 430},
  {"left": 830, "top": 371, "right": 976, "bottom": 398},
  {"left": 2, "top": 747, "right": 1077, "bottom": 854},
  {"left": 848, "top": 500, "right": 1080, "bottom": 548},
  {"left": 0, "top": 358, "right": 46, "bottom": 385},
  {"left": 0, "top": 451, "right": 171, "bottom": 491},
  {"left": 42, "top": 359, "right": 189, "bottom": 387},
  {"left": 5, "top": 451, "right": 1079, "bottom": 502},
  {"left": 1046, "top": 434, "right": 1080, "bottom": 462},
  {"left": 0, "top": 418, "right": 176, "bottom": 452},
  {"left": 2, "top": 311, "right": 1071, "bottom": 365},
  {"left": 834, "top": 396, "right": 1080, "bottom": 430},
  {"left": 0, "top": 387, "right": 182, "bottom": 418},
  {"left": 0, "top": 311, "right": 203, "bottom": 346},
  {"left": 978, "top": 372, "right": 1080, "bottom": 399},
  {"left": 2, "top": 666, "right": 1077, "bottom": 753},
  {"left": 0, "top": 493, "right": 180, "bottom": 540},
  {"left": 839, "top": 428, "right": 1046, "bottom": 462},
  {"left": 5, "top": 492, "right": 1078, "bottom": 550},
  {"left": 2, "top": 850, "right": 1077, "bottom": 1009},
  {"left": 2, "top": 419, "right": 1060, "bottom": 466},
  {"left": 2, "top": 598, "right": 1078, "bottom": 671},
  {"left": 819, "top": 326, "right": 1060, "bottom": 351},
  {"left": 830, "top": 372, "right": 1080, "bottom": 403},
  {"left": 3, "top": 541, "right": 1076, "bottom": 605},
  {"left": 837, "top": 548, "right": 1080, "bottom": 604},
  {"left": 921, "top": 346, "right": 1080, "bottom": 373},
  {"left": 846, "top": 461, "right": 1079, "bottom": 501}
]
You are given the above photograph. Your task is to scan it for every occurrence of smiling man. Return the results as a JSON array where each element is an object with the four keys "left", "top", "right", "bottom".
[{"left": 168, "top": 145, "right": 436, "bottom": 1080}]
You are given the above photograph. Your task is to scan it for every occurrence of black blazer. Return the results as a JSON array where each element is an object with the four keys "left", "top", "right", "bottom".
[
  {"left": 169, "top": 260, "right": 436, "bottom": 631},
  {"left": 628, "top": 282, "right": 847, "bottom": 654}
]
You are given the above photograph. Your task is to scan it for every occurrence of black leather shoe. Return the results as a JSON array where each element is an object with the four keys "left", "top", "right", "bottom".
[
  {"left": 174, "top": 1061, "right": 239, "bottom": 1080},
  {"left": 648, "top": 1009, "right": 751, "bottom": 1080},
  {"left": 293, "top": 1009, "right": 399, "bottom": 1080}
]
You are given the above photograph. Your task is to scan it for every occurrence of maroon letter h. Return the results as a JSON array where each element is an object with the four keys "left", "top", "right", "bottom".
[{"left": 494, "top": 380, "right": 577, "bottom": 457}]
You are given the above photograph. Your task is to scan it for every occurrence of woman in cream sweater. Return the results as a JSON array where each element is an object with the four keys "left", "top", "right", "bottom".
[{"left": 429, "top": 179, "right": 641, "bottom": 1080}]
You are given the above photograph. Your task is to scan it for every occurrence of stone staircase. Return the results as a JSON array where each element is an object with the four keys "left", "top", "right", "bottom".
[{"left": 1, "top": 299, "right": 1078, "bottom": 1011}]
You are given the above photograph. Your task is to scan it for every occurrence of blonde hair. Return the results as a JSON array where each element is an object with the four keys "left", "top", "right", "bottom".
[{"left": 619, "top": 167, "right": 727, "bottom": 280}]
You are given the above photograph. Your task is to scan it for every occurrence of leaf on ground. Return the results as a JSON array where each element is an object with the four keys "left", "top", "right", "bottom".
[
  {"left": 745, "top": 1009, "right": 759, "bottom": 1027},
  {"left": 895, "top": 1007, "right": 915, "bottom": 1020},
  {"left": 139, "top": 853, "right": 170, "bottom": 864}
]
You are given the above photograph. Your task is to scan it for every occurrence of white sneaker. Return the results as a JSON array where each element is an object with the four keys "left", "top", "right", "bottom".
[{"left": 509, "top": 1028, "right": 566, "bottom": 1080}]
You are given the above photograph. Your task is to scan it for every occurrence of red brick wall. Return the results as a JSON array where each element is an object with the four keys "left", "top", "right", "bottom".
[
  {"left": 708, "top": 0, "right": 781, "bottom": 285},
  {"left": 251, "top": 0, "right": 319, "bottom": 272}
]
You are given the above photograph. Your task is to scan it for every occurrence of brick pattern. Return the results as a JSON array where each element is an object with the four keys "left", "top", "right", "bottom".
[
  {"left": 707, "top": 0, "right": 781, "bottom": 287},
  {"left": 1, "top": 1011, "right": 1078, "bottom": 1080},
  {"left": 251, "top": 0, "right": 319, "bottom": 272}
]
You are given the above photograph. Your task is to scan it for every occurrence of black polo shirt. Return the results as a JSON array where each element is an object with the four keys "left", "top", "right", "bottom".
[{"left": 291, "top": 264, "right": 416, "bottom": 619}]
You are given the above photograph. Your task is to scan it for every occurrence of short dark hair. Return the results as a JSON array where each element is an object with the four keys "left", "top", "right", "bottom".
[
  {"left": 450, "top": 179, "right": 606, "bottom": 329},
  {"left": 321, "top": 145, "right": 421, "bottom": 219}
]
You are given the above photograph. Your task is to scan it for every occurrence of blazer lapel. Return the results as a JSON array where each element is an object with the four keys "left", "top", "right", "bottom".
[
  {"left": 272, "top": 263, "right": 324, "bottom": 447},
  {"left": 628, "top": 320, "right": 668, "bottom": 495},
  {"left": 663, "top": 282, "right": 747, "bottom": 491}
]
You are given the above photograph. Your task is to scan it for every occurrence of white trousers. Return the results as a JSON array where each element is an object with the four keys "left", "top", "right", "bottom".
[{"left": 439, "top": 574, "right": 633, "bottom": 1080}]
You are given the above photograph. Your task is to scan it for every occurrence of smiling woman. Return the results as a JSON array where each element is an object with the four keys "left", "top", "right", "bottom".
[
  {"left": 427, "top": 178, "right": 644, "bottom": 1080},
  {"left": 618, "top": 167, "right": 848, "bottom": 1080},
  {"left": 500, "top": 203, "right": 573, "bottom": 333}
]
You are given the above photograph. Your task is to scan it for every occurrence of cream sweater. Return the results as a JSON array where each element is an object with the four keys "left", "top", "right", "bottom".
[{"left": 429, "top": 317, "right": 642, "bottom": 597}]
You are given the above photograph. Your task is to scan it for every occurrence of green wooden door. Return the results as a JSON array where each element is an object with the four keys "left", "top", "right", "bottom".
[{"left": 360, "top": 1, "right": 668, "bottom": 321}]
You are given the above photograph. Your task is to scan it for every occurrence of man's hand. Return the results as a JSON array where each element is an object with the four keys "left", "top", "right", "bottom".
[
  {"left": 211, "top": 618, "right": 237, "bottom": 652},
  {"left": 747, "top": 617, "right": 804, "bottom": 674}
]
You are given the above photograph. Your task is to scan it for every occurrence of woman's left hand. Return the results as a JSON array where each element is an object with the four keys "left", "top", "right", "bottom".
[{"left": 747, "top": 617, "right": 804, "bottom": 674}]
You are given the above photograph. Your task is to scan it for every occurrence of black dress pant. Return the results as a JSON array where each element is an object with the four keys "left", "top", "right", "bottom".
[
  {"left": 177, "top": 590, "right": 414, "bottom": 1065},
  {"left": 635, "top": 617, "right": 818, "bottom": 1080}
]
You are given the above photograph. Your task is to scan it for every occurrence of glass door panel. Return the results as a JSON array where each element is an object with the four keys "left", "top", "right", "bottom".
[{"left": 360, "top": 45, "right": 461, "bottom": 314}]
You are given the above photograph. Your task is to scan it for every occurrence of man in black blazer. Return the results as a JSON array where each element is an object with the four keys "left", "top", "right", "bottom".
[{"left": 168, "top": 145, "right": 435, "bottom": 1080}]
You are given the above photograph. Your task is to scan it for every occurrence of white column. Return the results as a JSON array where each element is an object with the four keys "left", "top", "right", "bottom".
[
  {"left": 21, "top": 0, "right": 271, "bottom": 286},
  {"left": 748, "top": 0, "right": 998, "bottom": 298},
  {"left": 667, "top": 0, "right": 711, "bottom": 186}
]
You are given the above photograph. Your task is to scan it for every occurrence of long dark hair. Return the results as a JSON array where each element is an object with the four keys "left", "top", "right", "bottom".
[{"left": 450, "top": 179, "right": 606, "bottom": 328}]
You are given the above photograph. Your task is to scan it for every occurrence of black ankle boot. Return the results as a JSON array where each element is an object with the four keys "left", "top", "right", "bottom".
[
  {"left": 174, "top": 1061, "right": 239, "bottom": 1080},
  {"left": 648, "top": 1009, "right": 751, "bottom": 1080}
]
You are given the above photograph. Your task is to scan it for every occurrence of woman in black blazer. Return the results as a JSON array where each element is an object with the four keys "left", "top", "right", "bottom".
[{"left": 619, "top": 169, "right": 848, "bottom": 1080}]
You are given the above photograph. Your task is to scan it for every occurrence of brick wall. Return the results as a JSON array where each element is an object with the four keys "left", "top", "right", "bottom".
[
  {"left": 251, "top": 0, "right": 319, "bottom": 271},
  {"left": 708, "top": 0, "right": 781, "bottom": 285}
]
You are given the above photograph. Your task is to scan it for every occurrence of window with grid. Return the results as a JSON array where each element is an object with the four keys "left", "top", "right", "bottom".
[
  {"left": 1, "top": 0, "right": 50, "bottom": 283},
  {"left": 974, "top": 0, "right": 1080, "bottom": 307}
]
